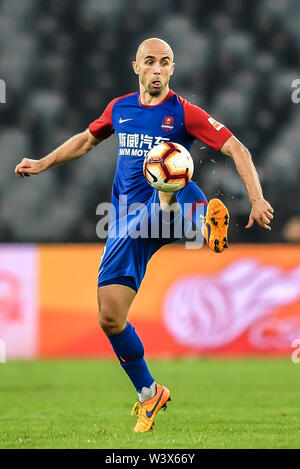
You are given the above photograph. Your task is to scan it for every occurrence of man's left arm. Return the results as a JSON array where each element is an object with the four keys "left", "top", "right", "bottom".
[
  {"left": 220, "top": 135, "right": 274, "bottom": 230},
  {"left": 180, "top": 99, "right": 274, "bottom": 230}
]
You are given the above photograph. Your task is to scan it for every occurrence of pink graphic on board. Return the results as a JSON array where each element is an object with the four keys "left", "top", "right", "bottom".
[
  {"left": 0, "top": 246, "right": 38, "bottom": 358},
  {"left": 248, "top": 316, "right": 300, "bottom": 350},
  {"left": 0, "top": 271, "right": 22, "bottom": 331},
  {"left": 163, "top": 260, "right": 300, "bottom": 349}
]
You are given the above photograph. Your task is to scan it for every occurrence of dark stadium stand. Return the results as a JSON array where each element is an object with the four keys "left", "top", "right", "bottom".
[{"left": 0, "top": 0, "right": 299, "bottom": 242}]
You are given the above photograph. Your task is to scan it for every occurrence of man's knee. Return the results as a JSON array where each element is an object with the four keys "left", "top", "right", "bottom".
[
  {"left": 97, "top": 291, "right": 127, "bottom": 336},
  {"left": 97, "top": 284, "right": 135, "bottom": 336},
  {"left": 98, "top": 305, "right": 124, "bottom": 336}
]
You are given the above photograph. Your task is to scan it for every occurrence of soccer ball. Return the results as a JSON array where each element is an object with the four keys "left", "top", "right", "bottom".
[{"left": 143, "top": 142, "right": 194, "bottom": 192}]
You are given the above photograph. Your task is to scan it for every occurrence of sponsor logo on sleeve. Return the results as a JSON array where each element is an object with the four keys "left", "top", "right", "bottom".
[{"left": 208, "top": 117, "right": 224, "bottom": 131}]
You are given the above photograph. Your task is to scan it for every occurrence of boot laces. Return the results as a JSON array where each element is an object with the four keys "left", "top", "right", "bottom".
[{"left": 131, "top": 401, "right": 142, "bottom": 417}]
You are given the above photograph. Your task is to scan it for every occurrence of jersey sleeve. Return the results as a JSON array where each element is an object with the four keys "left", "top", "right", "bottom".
[
  {"left": 88, "top": 98, "right": 117, "bottom": 141},
  {"left": 180, "top": 98, "right": 232, "bottom": 151}
]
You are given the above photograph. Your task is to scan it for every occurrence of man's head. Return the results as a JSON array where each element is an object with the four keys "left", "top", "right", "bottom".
[{"left": 132, "top": 38, "right": 175, "bottom": 97}]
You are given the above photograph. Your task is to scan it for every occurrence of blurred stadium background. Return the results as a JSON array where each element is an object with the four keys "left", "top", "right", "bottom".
[{"left": 0, "top": 0, "right": 300, "bottom": 363}]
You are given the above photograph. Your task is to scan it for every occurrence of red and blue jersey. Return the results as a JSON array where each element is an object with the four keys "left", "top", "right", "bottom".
[{"left": 89, "top": 90, "right": 232, "bottom": 206}]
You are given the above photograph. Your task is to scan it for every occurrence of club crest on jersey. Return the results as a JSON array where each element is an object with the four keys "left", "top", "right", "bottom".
[{"left": 161, "top": 116, "right": 174, "bottom": 132}]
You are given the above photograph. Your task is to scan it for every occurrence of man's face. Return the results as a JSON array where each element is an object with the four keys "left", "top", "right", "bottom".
[{"left": 133, "top": 41, "right": 175, "bottom": 96}]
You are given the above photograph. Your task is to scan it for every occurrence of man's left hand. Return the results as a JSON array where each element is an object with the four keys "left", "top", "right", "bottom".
[{"left": 245, "top": 198, "right": 274, "bottom": 230}]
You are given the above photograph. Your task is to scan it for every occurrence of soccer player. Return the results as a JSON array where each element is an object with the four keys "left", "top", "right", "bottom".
[{"left": 15, "top": 38, "right": 274, "bottom": 433}]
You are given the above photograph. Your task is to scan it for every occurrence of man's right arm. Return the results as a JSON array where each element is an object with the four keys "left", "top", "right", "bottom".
[{"left": 15, "top": 129, "right": 100, "bottom": 178}]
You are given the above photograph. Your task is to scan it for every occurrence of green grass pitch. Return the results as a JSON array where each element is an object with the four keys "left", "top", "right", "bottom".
[{"left": 0, "top": 358, "right": 299, "bottom": 449}]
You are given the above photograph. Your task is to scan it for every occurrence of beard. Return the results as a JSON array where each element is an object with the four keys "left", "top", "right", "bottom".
[
  {"left": 142, "top": 78, "right": 164, "bottom": 97},
  {"left": 148, "top": 88, "right": 162, "bottom": 97}
]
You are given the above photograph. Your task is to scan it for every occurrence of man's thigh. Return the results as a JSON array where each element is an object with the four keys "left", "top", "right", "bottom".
[{"left": 97, "top": 283, "right": 136, "bottom": 322}]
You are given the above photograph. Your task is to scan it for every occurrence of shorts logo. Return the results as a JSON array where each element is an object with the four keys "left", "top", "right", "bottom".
[
  {"left": 208, "top": 117, "right": 224, "bottom": 131},
  {"left": 161, "top": 116, "right": 174, "bottom": 132}
]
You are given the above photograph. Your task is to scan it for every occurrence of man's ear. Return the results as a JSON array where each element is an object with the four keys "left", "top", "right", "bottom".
[
  {"left": 132, "top": 61, "right": 139, "bottom": 75},
  {"left": 170, "top": 62, "right": 175, "bottom": 76}
]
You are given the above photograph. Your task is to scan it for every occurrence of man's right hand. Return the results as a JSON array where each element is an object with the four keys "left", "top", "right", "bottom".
[{"left": 15, "top": 158, "right": 46, "bottom": 178}]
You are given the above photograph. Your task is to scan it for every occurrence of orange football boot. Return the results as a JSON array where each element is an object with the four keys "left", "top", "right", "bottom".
[
  {"left": 131, "top": 384, "right": 171, "bottom": 433},
  {"left": 203, "top": 198, "right": 229, "bottom": 253}
]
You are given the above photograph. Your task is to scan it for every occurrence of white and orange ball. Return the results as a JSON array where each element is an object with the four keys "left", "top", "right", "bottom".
[{"left": 143, "top": 142, "right": 194, "bottom": 192}]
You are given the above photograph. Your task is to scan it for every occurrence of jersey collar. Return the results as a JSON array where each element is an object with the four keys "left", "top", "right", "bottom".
[{"left": 138, "top": 89, "right": 174, "bottom": 108}]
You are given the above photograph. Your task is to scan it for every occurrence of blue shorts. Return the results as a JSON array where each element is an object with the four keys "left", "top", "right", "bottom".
[
  {"left": 98, "top": 275, "right": 138, "bottom": 292},
  {"left": 98, "top": 184, "right": 206, "bottom": 292},
  {"left": 98, "top": 188, "right": 184, "bottom": 292}
]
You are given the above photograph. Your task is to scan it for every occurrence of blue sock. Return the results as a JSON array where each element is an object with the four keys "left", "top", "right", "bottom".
[
  {"left": 108, "top": 322, "right": 154, "bottom": 392},
  {"left": 175, "top": 181, "right": 208, "bottom": 232}
]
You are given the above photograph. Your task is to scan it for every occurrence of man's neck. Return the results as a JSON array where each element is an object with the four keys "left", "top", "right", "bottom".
[{"left": 139, "top": 86, "right": 170, "bottom": 106}]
